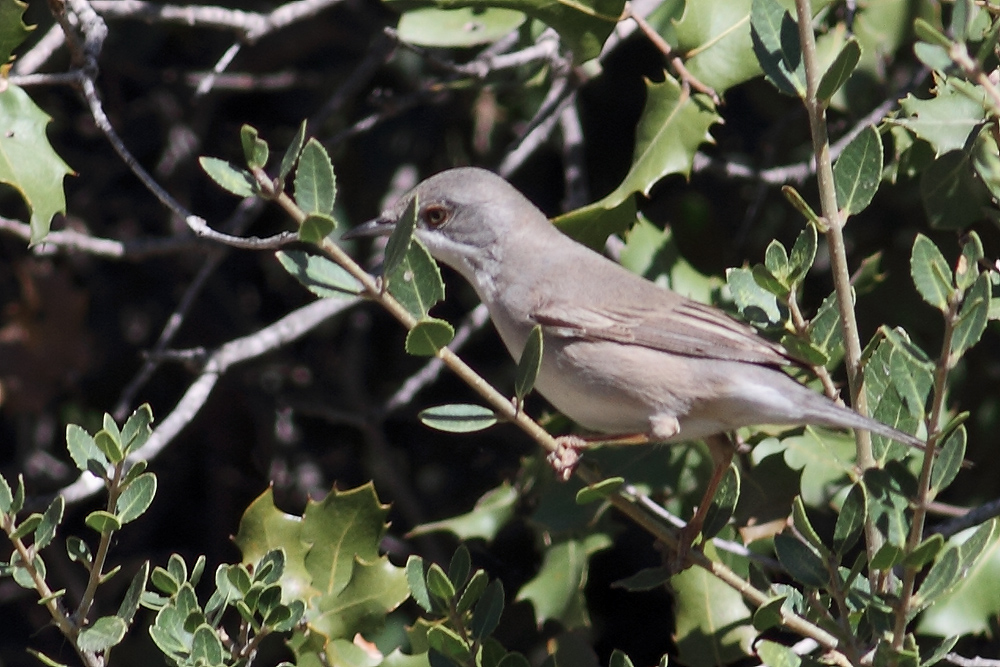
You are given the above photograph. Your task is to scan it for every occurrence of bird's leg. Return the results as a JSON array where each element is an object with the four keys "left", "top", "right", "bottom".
[
  {"left": 673, "top": 433, "right": 735, "bottom": 569},
  {"left": 547, "top": 433, "right": 653, "bottom": 481}
]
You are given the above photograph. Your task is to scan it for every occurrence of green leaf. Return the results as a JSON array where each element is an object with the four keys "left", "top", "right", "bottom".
[
  {"left": 552, "top": 194, "right": 637, "bottom": 251},
  {"left": 10, "top": 552, "right": 44, "bottom": 588},
  {"left": 10, "top": 512, "right": 42, "bottom": 540},
  {"left": 279, "top": 120, "right": 307, "bottom": 182},
  {"left": 410, "top": 482, "right": 517, "bottom": 540},
  {"left": 915, "top": 546, "right": 960, "bottom": 607},
  {"left": 456, "top": 569, "right": 488, "bottom": 614},
  {"left": 672, "top": 543, "right": 754, "bottom": 666},
  {"left": 418, "top": 403, "right": 498, "bottom": 433},
  {"left": 931, "top": 426, "right": 965, "bottom": 493},
  {"left": 896, "top": 77, "right": 990, "bottom": 157},
  {"left": 756, "top": 639, "right": 801, "bottom": 667},
  {"left": 816, "top": 38, "right": 860, "bottom": 102},
  {"left": 116, "top": 472, "right": 156, "bottom": 524},
  {"left": 298, "top": 212, "right": 338, "bottom": 244},
  {"left": 276, "top": 249, "right": 362, "bottom": 298},
  {"left": 121, "top": 403, "right": 153, "bottom": 453},
  {"left": 199, "top": 156, "right": 256, "bottom": 197},
  {"left": 0, "top": 85, "right": 73, "bottom": 244},
  {"left": 950, "top": 271, "right": 989, "bottom": 360},
  {"left": 240, "top": 124, "right": 269, "bottom": 169},
  {"left": 77, "top": 616, "right": 127, "bottom": 652},
  {"left": 85, "top": 510, "right": 122, "bottom": 534},
  {"left": 191, "top": 624, "right": 225, "bottom": 666},
  {"left": 516, "top": 535, "right": 611, "bottom": 628},
  {"left": 427, "top": 563, "right": 456, "bottom": 602},
  {"left": 609, "top": 649, "right": 636, "bottom": 667},
  {"left": 384, "top": 195, "right": 418, "bottom": 278},
  {"left": 10, "top": 473, "right": 24, "bottom": 514},
  {"left": 750, "top": 0, "right": 805, "bottom": 97},
  {"left": 388, "top": 239, "right": 445, "bottom": 320},
  {"left": 833, "top": 125, "right": 883, "bottom": 215},
  {"left": 514, "top": 325, "right": 543, "bottom": 402},
  {"left": 0, "top": 473, "right": 12, "bottom": 514},
  {"left": 35, "top": 495, "right": 64, "bottom": 550},
  {"left": 309, "top": 557, "right": 410, "bottom": 640},
  {"left": 118, "top": 561, "right": 149, "bottom": 625},
  {"left": 471, "top": 580, "right": 504, "bottom": 639},
  {"left": 605, "top": 75, "right": 721, "bottom": 205},
  {"left": 773, "top": 534, "right": 828, "bottom": 587},
  {"left": 904, "top": 534, "right": 944, "bottom": 569},
  {"left": 448, "top": 545, "right": 471, "bottom": 590},
  {"left": 787, "top": 224, "right": 817, "bottom": 285},
  {"left": 870, "top": 542, "right": 905, "bottom": 571},
  {"left": 66, "top": 424, "right": 109, "bottom": 475},
  {"left": 406, "top": 556, "right": 432, "bottom": 612},
  {"left": 751, "top": 596, "right": 787, "bottom": 631},
  {"left": 428, "top": 626, "right": 471, "bottom": 664},
  {"left": 611, "top": 566, "right": 671, "bottom": 592},
  {"left": 910, "top": 234, "right": 953, "bottom": 312},
  {"left": 397, "top": 7, "right": 526, "bottom": 46},
  {"left": 956, "top": 231, "right": 984, "bottom": 291},
  {"left": 790, "top": 495, "right": 828, "bottom": 556},
  {"left": 918, "top": 527, "right": 1000, "bottom": 636},
  {"left": 294, "top": 138, "right": 336, "bottom": 215},
  {"left": 94, "top": 429, "right": 124, "bottom": 464},
  {"left": 406, "top": 317, "right": 455, "bottom": 356},
  {"left": 66, "top": 536, "right": 92, "bottom": 565},
  {"left": 921, "top": 149, "right": 992, "bottom": 230},
  {"left": 833, "top": 483, "right": 866, "bottom": 555},
  {"left": 702, "top": 465, "right": 739, "bottom": 540},
  {"left": 384, "top": 0, "right": 624, "bottom": 63},
  {"left": 673, "top": 0, "right": 760, "bottom": 93},
  {"left": 575, "top": 477, "right": 624, "bottom": 504},
  {"left": 727, "top": 266, "right": 781, "bottom": 325},
  {"left": 0, "top": 0, "right": 32, "bottom": 67},
  {"left": 764, "top": 240, "right": 789, "bottom": 282}
]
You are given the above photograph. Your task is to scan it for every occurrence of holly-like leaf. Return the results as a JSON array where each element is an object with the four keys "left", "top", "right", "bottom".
[
  {"left": 0, "top": 85, "right": 73, "bottom": 244},
  {"left": 0, "top": 0, "right": 32, "bottom": 67},
  {"left": 673, "top": 0, "right": 759, "bottom": 94},
  {"left": 410, "top": 482, "right": 517, "bottom": 541},
  {"left": 309, "top": 557, "right": 410, "bottom": 640},
  {"left": 896, "top": 77, "right": 990, "bottom": 157},
  {"left": 516, "top": 535, "right": 611, "bottom": 628}
]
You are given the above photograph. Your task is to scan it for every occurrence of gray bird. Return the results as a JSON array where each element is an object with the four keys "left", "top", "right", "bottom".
[{"left": 349, "top": 167, "right": 921, "bottom": 457}]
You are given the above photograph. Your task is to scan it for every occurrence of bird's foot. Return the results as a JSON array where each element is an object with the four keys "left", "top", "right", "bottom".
[{"left": 547, "top": 436, "right": 586, "bottom": 481}]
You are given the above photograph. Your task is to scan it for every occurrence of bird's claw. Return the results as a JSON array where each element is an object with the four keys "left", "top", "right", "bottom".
[{"left": 547, "top": 436, "right": 585, "bottom": 481}]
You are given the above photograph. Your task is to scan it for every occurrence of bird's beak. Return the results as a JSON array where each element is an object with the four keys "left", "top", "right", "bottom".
[{"left": 341, "top": 216, "right": 395, "bottom": 240}]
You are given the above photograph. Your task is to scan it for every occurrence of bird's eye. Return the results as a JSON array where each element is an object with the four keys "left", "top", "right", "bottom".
[{"left": 422, "top": 205, "right": 449, "bottom": 227}]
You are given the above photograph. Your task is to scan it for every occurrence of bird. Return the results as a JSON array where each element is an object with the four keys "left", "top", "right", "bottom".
[{"left": 345, "top": 167, "right": 923, "bottom": 546}]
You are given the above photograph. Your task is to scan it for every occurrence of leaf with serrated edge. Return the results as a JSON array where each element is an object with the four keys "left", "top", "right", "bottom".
[
  {"left": 674, "top": 0, "right": 760, "bottom": 93},
  {"left": 387, "top": 239, "right": 445, "bottom": 319},
  {"left": 301, "top": 483, "right": 391, "bottom": 598},
  {"left": 409, "top": 482, "right": 517, "bottom": 541},
  {"left": 406, "top": 318, "right": 455, "bottom": 356},
  {"left": 310, "top": 557, "right": 410, "bottom": 640},
  {"left": 950, "top": 271, "right": 989, "bottom": 360},
  {"left": 116, "top": 472, "right": 156, "bottom": 524},
  {"left": 294, "top": 138, "right": 336, "bottom": 215},
  {"left": 199, "top": 157, "right": 256, "bottom": 197},
  {"left": 910, "top": 234, "right": 953, "bottom": 311},
  {"left": 0, "top": 85, "right": 73, "bottom": 244},
  {"left": 516, "top": 535, "right": 611, "bottom": 628}
]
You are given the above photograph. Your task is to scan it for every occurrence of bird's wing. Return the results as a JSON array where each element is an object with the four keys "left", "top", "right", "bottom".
[{"left": 531, "top": 298, "right": 792, "bottom": 366}]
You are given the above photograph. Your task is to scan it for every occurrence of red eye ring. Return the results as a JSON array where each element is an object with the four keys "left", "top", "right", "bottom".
[{"left": 423, "top": 205, "right": 449, "bottom": 227}]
